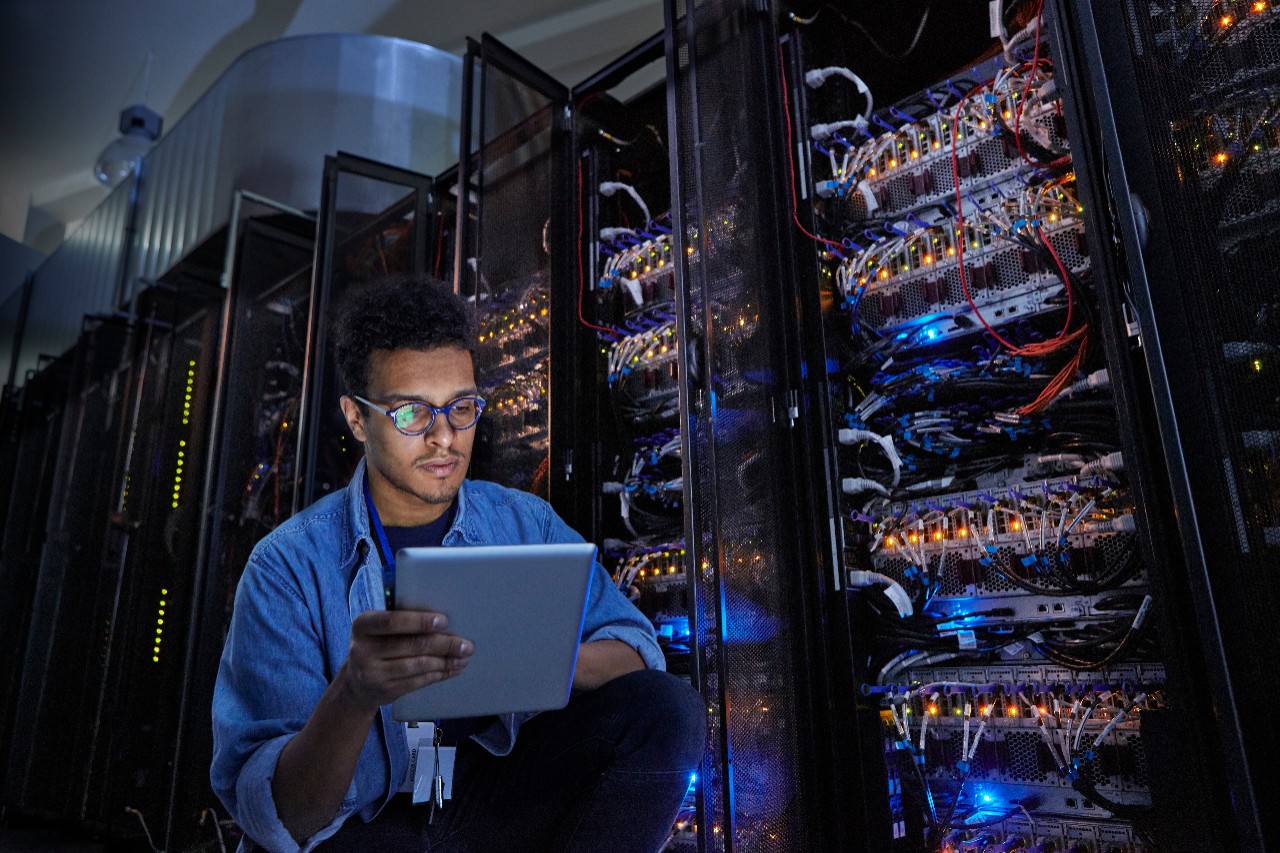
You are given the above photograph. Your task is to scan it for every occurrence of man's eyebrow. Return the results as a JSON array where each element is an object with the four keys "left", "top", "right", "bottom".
[{"left": 381, "top": 386, "right": 481, "bottom": 402}]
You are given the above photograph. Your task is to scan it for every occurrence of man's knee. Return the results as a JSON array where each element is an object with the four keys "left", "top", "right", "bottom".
[{"left": 605, "top": 669, "right": 706, "bottom": 770}]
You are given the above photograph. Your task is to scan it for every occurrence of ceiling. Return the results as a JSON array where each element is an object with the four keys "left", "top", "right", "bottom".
[{"left": 0, "top": 0, "right": 663, "bottom": 253}]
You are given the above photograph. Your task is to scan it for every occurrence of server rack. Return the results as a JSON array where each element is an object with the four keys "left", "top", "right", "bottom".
[
  {"left": 166, "top": 192, "right": 316, "bottom": 851},
  {"left": 0, "top": 342, "right": 85, "bottom": 806},
  {"left": 80, "top": 275, "right": 225, "bottom": 840},
  {"left": 294, "top": 153, "right": 436, "bottom": 512},
  {"left": 457, "top": 32, "right": 715, "bottom": 849},
  {"left": 3, "top": 317, "right": 131, "bottom": 823},
  {"left": 771, "top": 0, "right": 1259, "bottom": 850},
  {"left": 1051, "top": 2, "right": 1280, "bottom": 849},
  {"left": 663, "top": 3, "right": 854, "bottom": 850}
]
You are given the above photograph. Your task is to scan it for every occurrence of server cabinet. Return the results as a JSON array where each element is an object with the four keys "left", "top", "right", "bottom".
[
  {"left": 663, "top": 3, "right": 852, "bottom": 850},
  {"left": 166, "top": 193, "right": 316, "bottom": 851},
  {"left": 458, "top": 32, "right": 710, "bottom": 850},
  {"left": 79, "top": 276, "right": 224, "bottom": 840},
  {"left": 454, "top": 37, "right": 568, "bottom": 498},
  {"left": 1050, "top": 2, "right": 1280, "bottom": 849},
  {"left": 3, "top": 317, "right": 131, "bottom": 822},
  {"left": 781, "top": 0, "right": 1251, "bottom": 850},
  {"left": 0, "top": 341, "right": 92, "bottom": 806},
  {"left": 295, "top": 153, "right": 435, "bottom": 512}
]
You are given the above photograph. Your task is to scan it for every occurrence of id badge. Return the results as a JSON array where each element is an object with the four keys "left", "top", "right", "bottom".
[{"left": 407, "top": 725, "right": 456, "bottom": 805}]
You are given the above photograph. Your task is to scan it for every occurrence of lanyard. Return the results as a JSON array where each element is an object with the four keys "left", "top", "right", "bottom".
[
  {"left": 365, "top": 475, "right": 449, "bottom": 763},
  {"left": 363, "top": 475, "right": 397, "bottom": 607}
]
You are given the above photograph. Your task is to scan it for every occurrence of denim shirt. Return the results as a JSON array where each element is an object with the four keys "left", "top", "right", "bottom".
[{"left": 210, "top": 458, "right": 664, "bottom": 853}]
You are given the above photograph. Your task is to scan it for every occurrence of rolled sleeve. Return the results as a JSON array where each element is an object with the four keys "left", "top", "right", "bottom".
[
  {"left": 232, "top": 734, "right": 358, "bottom": 853},
  {"left": 211, "top": 553, "right": 366, "bottom": 852}
]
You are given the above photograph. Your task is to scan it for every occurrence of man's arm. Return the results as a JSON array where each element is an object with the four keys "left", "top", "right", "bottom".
[
  {"left": 572, "top": 639, "right": 645, "bottom": 691},
  {"left": 273, "top": 610, "right": 473, "bottom": 844}
]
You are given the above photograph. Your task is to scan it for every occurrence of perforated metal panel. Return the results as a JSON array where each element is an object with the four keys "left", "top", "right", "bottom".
[{"left": 666, "top": 2, "right": 832, "bottom": 850}]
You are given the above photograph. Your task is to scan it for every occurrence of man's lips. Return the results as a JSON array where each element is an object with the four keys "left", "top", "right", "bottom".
[{"left": 417, "top": 456, "right": 460, "bottom": 476}]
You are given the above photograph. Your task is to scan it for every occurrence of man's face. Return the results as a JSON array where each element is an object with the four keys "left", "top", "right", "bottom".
[{"left": 340, "top": 345, "right": 478, "bottom": 525}]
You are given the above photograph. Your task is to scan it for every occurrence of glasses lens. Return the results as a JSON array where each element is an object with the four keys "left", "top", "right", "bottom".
[
  {"left": 445, "top": 398, "right": 482, "bottom": 430},
  {"left": 393, "top": 403, "right": 433, "bottom": 434}
]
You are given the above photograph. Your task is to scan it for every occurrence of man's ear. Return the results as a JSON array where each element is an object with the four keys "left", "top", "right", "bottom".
[{"left": 339, "top": 395, "right": 368, "bottom": 443}]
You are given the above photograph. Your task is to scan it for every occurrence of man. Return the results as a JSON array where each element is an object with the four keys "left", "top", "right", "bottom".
[{"left": 211, "top": 275, "right": 705, "bottom": 852}]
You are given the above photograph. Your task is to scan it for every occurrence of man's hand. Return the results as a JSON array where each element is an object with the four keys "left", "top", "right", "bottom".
[
  {"left": 275, "top": 609, "right": 473, "bottom": 843},
  {"left": 336, "top": 609, "right": 474, "bottom": 713}
]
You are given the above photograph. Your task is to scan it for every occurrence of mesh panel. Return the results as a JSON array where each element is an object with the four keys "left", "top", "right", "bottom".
[
  {"left": 1120, "top": 0, "right": 1280, "bottom": 800},
  {"left": 463, "top": 53, "right": 555, "bottom": 496},
  {"left": 671, "top": 1, "right": 810, "bottom": 849}
]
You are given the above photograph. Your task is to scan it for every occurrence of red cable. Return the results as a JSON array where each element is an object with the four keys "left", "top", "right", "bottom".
[
  {"left": 778, "top": 42, "right": 846, "bottom": 251},
  {"left": 952, "top": 83, "right": 1077, "bottom": 355},
  {"left": 576, "top": 159, "right": 618, "bottom": 335}
]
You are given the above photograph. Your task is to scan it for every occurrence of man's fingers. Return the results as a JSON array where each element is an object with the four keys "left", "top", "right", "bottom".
[
  {"left": 383, "top": 633, "right": 473, "bottom": 660},
  {"left": 384, "top": 653, "right": 471, "bottom": 682},
  {"left": 354, "top": 609, "right": 449, "bottom": 636}
]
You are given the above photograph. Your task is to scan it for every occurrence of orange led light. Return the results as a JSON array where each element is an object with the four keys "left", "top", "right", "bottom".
[
  {"left": 924, "top": 255, "right": 934, "bottom": 265},
  {"left": 908, "top": 533, "right": 919, "bottom": 543},
  {"left": 979, "top": 705, "right": 990, "bottom": 716},
  {"left": 1011, "top": 520, "right": 1022, "bottom": 530},
  {"left": 1008, "top": 706, "right": 1019, "bottom": 717},
  {"left": 888, "top": 159, "right": 898, "bottom": 169},
  {"left": 886, "top": 537, "right": 897, "bottom": 548},
  {"left": 1221, "top": 14, "right": 1233, "bottom": 25},
  {"left": 958, "top": 528, "right": 969, "bottom": 537},
  {"left": 1255, "top": 1, "right": 1267, "bottom": 12},
  {"left": 928, "top": 705, "right": 939, "bottom": 716},
  {"left": 1216, "top": 152, "right": 1229, "bottom": 164},
  {"left": 933, "top": 531, "right": 943, "bottom": 541}
]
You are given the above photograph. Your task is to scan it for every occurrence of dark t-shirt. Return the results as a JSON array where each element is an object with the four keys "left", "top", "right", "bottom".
[{"left": 383, "top": 501, "right": 491, "bottom": 745}]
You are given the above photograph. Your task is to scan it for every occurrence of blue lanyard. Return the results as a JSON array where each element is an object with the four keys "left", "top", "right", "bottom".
[{"left": 363, "top": 475, "right": 397, "bottom": 607}]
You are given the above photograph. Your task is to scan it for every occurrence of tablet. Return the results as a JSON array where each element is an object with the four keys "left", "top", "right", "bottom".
[{"left": 390, "top": 542, "right": 597, "bottom": 722}]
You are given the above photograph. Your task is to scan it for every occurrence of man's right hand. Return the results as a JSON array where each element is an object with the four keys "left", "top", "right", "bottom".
[{"left": 336, "top": 610, "right": 474, "bottom": 713}]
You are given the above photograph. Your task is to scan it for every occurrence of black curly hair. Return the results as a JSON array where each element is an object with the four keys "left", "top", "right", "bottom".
[{"left": 329, "top": 274, "right": 476, "bottom": 398}]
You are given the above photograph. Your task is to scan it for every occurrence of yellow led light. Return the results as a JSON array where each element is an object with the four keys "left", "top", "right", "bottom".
[
  {"left": 868, "top": 168, "right": 877, "bottom": 176},
  {"left": 153, "top": 656, "right": 160, "bottom": 662},
  {"left": 1253, "top": 359, "right": 1263, "bottom": 372}
]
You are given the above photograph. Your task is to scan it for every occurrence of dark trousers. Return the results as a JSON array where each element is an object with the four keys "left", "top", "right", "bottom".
[{"left": 318, "top": 669, "right": 706, "bottom": 853}]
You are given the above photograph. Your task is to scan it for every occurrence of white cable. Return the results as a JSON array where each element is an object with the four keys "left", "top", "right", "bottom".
[
  {"left": 837, "top": 428, "right": 903, "bottom": 486},
  {"left": 847, "top": 570, "right": 914, "bottom": 617},
  {"left": 599, "top": 181, "right": 651, "bottom": 228},
  {"left": 804, "top": 67, "right": 874, "bottom": 118}
]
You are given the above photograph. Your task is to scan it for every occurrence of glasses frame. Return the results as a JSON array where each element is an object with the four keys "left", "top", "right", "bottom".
[{"left": 352, "top": 394, "right": 487, "bottom": 437}]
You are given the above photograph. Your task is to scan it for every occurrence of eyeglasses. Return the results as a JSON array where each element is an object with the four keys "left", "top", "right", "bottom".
[{"left": 353, "top": 394, "right": 486, "bottom": 436}]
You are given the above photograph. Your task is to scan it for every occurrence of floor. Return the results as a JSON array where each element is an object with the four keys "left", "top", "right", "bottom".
[{"left": 0, "top": 828, "right": 104, "bottom": 852}]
